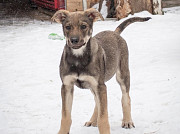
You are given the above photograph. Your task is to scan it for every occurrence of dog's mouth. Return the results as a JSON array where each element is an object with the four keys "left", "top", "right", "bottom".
[
  {"left": 67, "top": 40, "right": 86, "bottom": 49},
  {"left": 72, "top": 42, "right": 86, "bottom": 49}
]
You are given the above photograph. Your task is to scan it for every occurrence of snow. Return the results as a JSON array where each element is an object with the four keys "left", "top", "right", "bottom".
[{"left": 0, "top": 7, "right": 180, "bottom": 134}]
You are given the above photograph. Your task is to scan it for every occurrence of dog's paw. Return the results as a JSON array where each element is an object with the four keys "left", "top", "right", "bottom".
[
  {"left": 58, "top": 131, "right": 69, "bottom": 134},
  {"left": 84, "top": 121, "right": 97, "bottom": 127},
  {"left": 121, "top": 120, "right": 135, "bottom": 129}
]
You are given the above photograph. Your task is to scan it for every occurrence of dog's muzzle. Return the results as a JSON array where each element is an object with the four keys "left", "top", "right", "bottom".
[{"left": 68, "top": 38, "right": 86, "bottom": 49}]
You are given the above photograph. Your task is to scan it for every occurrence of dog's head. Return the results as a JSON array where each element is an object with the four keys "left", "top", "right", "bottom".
[{"left": 52, "top": 8, "right": 104, "bottom": 51}]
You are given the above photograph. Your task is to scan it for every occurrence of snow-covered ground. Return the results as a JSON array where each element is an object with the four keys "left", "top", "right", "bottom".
[{"left": 0, "top": 7, "right": 180, "bottom": 134}]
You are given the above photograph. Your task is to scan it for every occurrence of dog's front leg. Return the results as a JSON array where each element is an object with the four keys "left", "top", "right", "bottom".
[
  {"left": 58, "top": 84, "right": 74, "bottom": 134},
  {"left": 94, "top": 84, "right": 110, "bottom": 134}
]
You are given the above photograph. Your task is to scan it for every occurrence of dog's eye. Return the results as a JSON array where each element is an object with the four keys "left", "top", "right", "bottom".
[
  {"left": 81, "top": 25, "right": 87, "bottom": 30},
  {"left": 65, "top": 26, "right": 71, "bottom": 30}
]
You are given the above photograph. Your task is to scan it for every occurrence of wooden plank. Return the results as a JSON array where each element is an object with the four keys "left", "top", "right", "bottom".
[
  {"left": 66, "top": 0, "right": 100, "bottom": 12},
  {"left": 67, "top": 0, "right": 83, "bottom": 12}
]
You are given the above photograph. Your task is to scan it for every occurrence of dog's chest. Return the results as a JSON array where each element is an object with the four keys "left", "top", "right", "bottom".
[{"left": 66, "top": 49, "right": 91, "bottom": 74}]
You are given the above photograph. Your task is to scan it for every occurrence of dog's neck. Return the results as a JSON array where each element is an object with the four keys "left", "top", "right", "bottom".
[{"left": 71, "top": 44, "right": 87, "bottom": 56}]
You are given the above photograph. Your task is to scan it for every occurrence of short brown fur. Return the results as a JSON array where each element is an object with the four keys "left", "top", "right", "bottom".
[{"left": 52, "top": 8, "right": 151, "bottom": 134}]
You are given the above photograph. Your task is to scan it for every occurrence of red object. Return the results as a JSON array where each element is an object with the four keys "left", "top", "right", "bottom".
[{"left": 31, "top": 0, "right": 65, "bottom": 10}]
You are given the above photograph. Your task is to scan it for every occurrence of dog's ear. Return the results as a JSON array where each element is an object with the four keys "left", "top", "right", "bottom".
[
  {"left": 84, "top": 8, "right": 104, "bottom": 22},
  {"left": 52, "top": 10, "right": 70, "bottom": 24}
]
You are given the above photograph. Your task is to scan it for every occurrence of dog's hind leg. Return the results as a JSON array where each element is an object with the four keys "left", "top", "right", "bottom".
[
  {"left": 116, "top": 51, "right": 135, "bottom": 129},
  {"left": 58, "top": 84, "right": 74, "bottom": 134},
  {"left": 85, "top": 90, "right": 98, "bottom": 127}
]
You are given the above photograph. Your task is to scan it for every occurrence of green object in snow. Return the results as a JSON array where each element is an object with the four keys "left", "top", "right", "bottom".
[{"left": 48, "top": 33, "right": 65, "bottom": 40}]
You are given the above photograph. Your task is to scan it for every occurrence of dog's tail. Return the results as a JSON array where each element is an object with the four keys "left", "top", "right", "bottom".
[{"left": 115, "top": 17, "right": 151, "bottom": 34}]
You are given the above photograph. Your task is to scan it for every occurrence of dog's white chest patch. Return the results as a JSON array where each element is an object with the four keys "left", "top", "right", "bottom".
[
  {"left": 75, "top": 61, "right": 79, "bottom": 66},
  {"left": 72, "top": 45, "right": 86, "bottom": 56}
]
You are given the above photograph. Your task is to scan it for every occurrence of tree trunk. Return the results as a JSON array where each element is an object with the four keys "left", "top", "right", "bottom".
[
  {"left": 152, "top": 0, "right": 163, "bottom": 14},
  {"left": 129, "top": 0, "right": 153, "bottom": 14},
  {"left": 107, "top": 0, "right": 116, "bottom": 18},
  {"left": 98, "top": 0, "right": 104, "bottom": 12}
]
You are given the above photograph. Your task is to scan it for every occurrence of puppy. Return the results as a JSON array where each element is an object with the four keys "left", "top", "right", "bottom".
[{"left": 52, "top": 8, "right": 151, "bottom": 134}]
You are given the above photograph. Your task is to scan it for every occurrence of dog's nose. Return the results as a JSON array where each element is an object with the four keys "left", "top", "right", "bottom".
[{"left": 70, "top": 37, "right": 79, "bottom": 44}]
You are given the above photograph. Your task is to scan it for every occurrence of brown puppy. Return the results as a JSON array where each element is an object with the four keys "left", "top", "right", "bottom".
[{"left": 52, "top": 8, "right": 151, "bottom": 134}]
